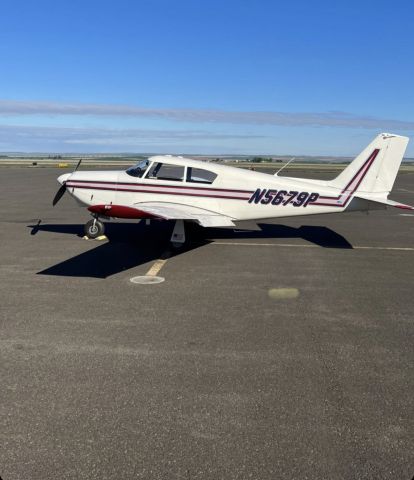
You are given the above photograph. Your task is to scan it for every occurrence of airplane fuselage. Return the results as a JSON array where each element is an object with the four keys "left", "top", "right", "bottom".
[
  {"left": 53, "top": 135, "right": 412, "bottom": 241},
  {"left": 60, "top": 158, "right": 363, "bottom": 223}
]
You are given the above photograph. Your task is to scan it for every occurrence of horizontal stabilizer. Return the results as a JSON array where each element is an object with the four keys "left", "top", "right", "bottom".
[{"left": 353, "top": 194, "right": 414, "bottom": 211}]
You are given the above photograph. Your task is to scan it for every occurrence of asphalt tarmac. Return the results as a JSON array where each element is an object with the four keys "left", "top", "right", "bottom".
[{"left": 1, "top": 167, "right": 413, "bottom": 480}]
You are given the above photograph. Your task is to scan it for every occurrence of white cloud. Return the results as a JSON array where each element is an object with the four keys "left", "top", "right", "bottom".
[
  {"left": 1, "top": 99, "right": 414, "bottom": 130},
  {"left": 0, "top": 124, "right": 266, "bottom": 152}
]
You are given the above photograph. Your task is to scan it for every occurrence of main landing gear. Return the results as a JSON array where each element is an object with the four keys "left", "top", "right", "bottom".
[
  {"left": 171, "top": 219, "right": 185, "bottom": 248},
  {"left": 83, "top": 216, "right": 186, "bottom": 246},
  {"left": 84, "top": 218, "right": 105, "bottom": 239}
]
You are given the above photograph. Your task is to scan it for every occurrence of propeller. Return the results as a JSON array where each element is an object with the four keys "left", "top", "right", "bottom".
[
  {"left": 74, "top": 158, "right": 82, "bottom": 172},
  {"left": 52, "top": 184, "right": 67, "bottom": 206},
  {"left": 52, "top": 159, "right": 82, "bottom": 206}
]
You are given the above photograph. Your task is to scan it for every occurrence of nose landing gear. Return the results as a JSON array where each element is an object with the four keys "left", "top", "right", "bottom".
[{"left": 84, "top": 218, "right": 105, "bottom": 239}]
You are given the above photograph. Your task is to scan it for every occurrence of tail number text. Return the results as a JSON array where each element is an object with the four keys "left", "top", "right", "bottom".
[{"left": 248, "top": 189, "right": 319, "bottom": 207}]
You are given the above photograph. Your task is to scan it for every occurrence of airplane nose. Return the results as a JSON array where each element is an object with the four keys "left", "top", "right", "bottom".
[{"left": 57, "top": 173, "right": 71, "bottom": 185}]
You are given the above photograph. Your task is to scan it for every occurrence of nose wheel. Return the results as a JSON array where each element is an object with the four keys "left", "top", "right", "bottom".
[{"left": 84, "top": 218, "right": 105, "bottom": 239}]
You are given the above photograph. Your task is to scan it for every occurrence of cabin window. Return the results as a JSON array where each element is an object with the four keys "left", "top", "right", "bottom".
[
  {"left": 145, "top": 162, "right": 184, "bottom": 182},
  {"left": 126, "top": 160, "right": 150, "bottom": 178},
  {"left": 186, "top": 167, "right": 217, "bottom": 184}
]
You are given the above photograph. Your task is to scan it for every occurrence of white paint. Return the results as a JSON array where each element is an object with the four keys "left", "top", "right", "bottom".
[
  {"left": 130, "top": 276, "right": 165, "bottom": 284},
  {"left": 354, "top": 245, "right": 414, "bottom": 251},
  {"left": 211, "top": 241, "right": 414, "bottom": 251},
  {"left": 82, "top": 235, "right": 108, "bottom": 241},
  {"left": 398, "top": 188, "right": 414, "bottom": 194},
  {"left": 212, "top": 241, "right": 316, "bottom": 248},
  {"left": 130, "top": 252, "right": 170, "bottom": 285}
]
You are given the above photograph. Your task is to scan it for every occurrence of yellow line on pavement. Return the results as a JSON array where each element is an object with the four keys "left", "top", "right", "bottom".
[{"left": 145, "top": 259, "right": 168, "bottom": 276}]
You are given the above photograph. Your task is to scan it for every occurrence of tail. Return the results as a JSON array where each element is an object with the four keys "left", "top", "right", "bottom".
[{"left": 329, "top": 133, "right": 409, "bottom": 195}]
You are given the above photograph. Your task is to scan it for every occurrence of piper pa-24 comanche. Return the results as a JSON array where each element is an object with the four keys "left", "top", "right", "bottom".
[{"left": 53, "top": 133, "right": 413, "bottom": 245}]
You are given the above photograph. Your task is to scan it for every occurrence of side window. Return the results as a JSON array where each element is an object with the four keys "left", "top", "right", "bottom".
[
  {"left": 187, "top": 167, "right": 217, "bottom": 184},
  {"left": 145, "top": 163, "right": 184, "bottom": 182},
  {"left": 126, "top": 159, "right": 150, "bottom": 178}
]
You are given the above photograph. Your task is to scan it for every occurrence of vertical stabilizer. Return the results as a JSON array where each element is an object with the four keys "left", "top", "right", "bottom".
[{"left": 329, "top": 133, "right": 409, "bottom": 195}]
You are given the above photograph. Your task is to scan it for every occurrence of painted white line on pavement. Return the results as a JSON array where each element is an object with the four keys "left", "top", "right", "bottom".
[{"left": 211, "top": 241, "right": 414, "bottom": 251}]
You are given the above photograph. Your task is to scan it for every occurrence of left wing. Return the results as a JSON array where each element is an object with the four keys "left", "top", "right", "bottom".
[{"left": 134, "top": 201, "right": 236, "bottom": 227}]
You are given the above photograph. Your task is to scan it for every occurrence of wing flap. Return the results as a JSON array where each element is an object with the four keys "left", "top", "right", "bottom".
[{"left": 134, "top": 201, "right": 236, "bottom": 227}]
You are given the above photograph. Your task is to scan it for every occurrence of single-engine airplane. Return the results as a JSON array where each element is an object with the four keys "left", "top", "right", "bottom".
[{"left": 53, "top": 133, "right": 413, "bottom": 245}]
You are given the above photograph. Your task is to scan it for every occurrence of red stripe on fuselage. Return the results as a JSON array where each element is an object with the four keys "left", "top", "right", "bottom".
[
  {"left": 69, "top": 179, "right": 254, "bottom": 195},
  {"left": 66, "top": 182, "right": 252, "bottom": 200},
  {"left": 66, "top": 150, "right": 380, "bottom": 209}
]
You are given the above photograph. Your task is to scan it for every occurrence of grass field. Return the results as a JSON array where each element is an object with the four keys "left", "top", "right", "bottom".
[{"left": 1, "top": 157, "right": 414, "bottom": 172}]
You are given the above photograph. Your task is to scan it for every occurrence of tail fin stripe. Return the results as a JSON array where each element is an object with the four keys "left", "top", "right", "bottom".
[
  {"left": 315, "top": 149, "right": 379, "bottom": 206},
  {"left": 342, "top": 149, "right": 379, "bottom": 192},
  {"left": 318, "top": 149, "right": 378, "bottom": 200}
]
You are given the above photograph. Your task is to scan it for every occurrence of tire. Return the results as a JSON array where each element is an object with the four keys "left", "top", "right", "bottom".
[{"left": 84, "top": 219, "right": 105, "bottom": 239}]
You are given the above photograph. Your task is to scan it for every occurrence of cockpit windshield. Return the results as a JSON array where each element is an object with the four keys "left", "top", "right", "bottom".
[{"left": 126, "top": 160, "right": 150, "bottom": 178}]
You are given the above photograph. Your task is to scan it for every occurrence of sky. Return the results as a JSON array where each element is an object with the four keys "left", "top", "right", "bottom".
[{"left": 1, "top": 0, "right": 414, "bottom": 156}]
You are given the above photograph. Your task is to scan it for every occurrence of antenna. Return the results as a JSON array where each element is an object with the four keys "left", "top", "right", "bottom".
[{"left": 274, "top": 157, "right": 295, "bottom": 176}]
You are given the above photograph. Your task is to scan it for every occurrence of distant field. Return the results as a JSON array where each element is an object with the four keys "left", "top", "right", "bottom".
[
  {"left": 1, "top": 157, "right": 414, "bottom": 172},
  {"left": 236, "top": 162, "right": 414, "bottom": 172}
]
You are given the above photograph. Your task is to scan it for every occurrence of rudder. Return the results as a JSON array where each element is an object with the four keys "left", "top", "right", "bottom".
[{"left": 330, "top": 133, "right": 409, "bottom": 195}]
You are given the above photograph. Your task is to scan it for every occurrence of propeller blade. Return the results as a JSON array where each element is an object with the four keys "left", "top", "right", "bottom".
[
  {"left": 52, "top": 184, "right": 67, "bottom": 206},
  {"left": 74, "top": 159, "right": 82, "bottom": 172},
  {"left": 53, "top": 159, "right": 80, "bottom": 206}
]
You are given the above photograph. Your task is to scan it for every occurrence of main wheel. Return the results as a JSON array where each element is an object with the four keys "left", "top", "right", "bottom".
[{"left": 84, "top": 219, "right": 105, "bottom": 239}]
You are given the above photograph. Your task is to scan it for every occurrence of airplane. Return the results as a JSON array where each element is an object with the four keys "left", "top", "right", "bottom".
[{"left": 53, "top": 133, "right": 413, "bottom": 246}]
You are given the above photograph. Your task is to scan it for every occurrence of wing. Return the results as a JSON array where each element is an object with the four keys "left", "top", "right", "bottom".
[{"left": 134, "top": 201, "right": 236, "bottom": 227}]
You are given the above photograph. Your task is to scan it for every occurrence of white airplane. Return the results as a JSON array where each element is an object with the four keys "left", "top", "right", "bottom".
[{"left": 53, "top": 133, "right": 413, "bottom": 245}]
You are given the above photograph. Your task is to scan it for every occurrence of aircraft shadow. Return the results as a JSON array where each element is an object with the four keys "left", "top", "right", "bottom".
[
  {"left": 199, "top": 223, "right": 353, "bottom": 249},
  {"left": 29, "top": 221, "right": 352, "bottom": 278},
  {"left": 31, "top": 221, "right": 207, "bottom": 279}
]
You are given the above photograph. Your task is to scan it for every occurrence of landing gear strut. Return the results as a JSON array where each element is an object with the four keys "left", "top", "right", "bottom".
[
  {"left": 171, "top": 219, "right": 185, "bottom": 248},
  {"left": 84, "top": 218, "right": 105, "bottom": 239}
]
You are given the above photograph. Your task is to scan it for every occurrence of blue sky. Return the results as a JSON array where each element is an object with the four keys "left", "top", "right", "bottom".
[{"left": 1, "top": 0, "right": 413, "bottom": 155}]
